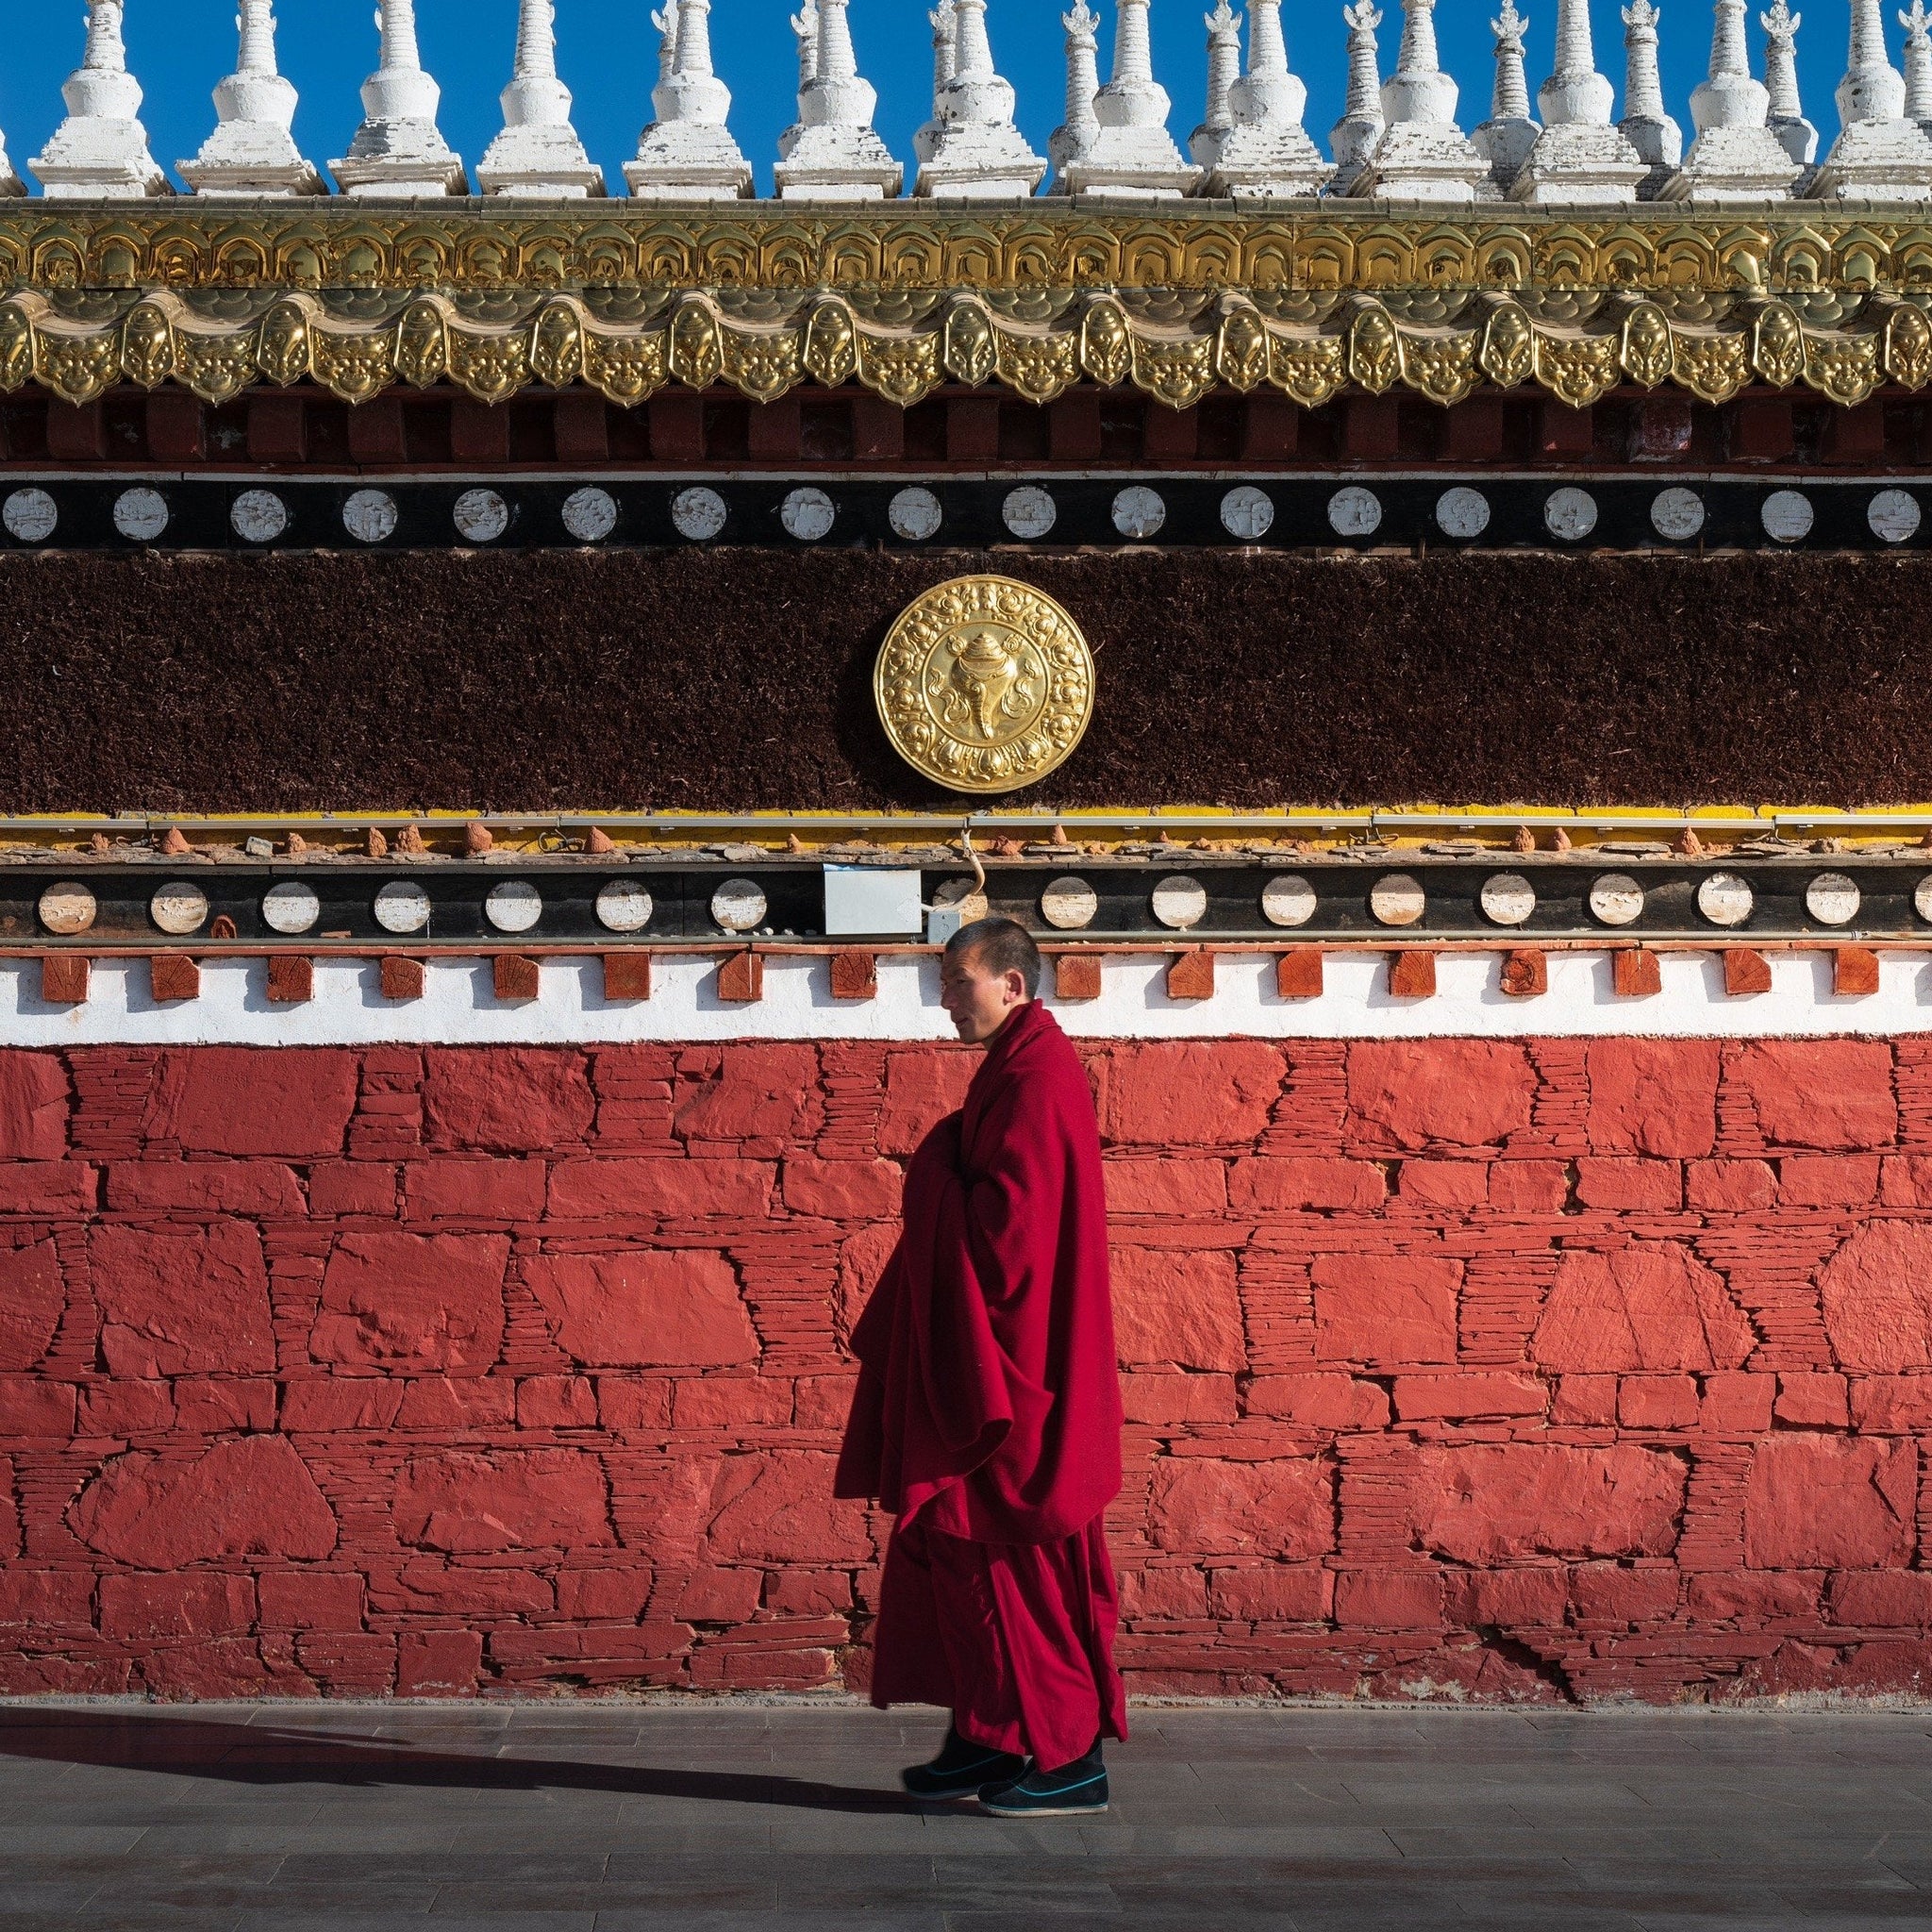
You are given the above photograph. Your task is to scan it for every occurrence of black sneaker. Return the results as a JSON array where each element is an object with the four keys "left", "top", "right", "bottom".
[
  {"left": 978, "top": 1742, "right": 1108, "bottom": 1818},
  {"left": 901, "top": 1725, "right": 1026, "bottom": 1801}
]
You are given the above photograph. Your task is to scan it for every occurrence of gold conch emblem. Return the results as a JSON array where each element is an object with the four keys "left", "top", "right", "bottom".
[{"left": 874, "top": 575, "right": 1095, "bottom": 795}]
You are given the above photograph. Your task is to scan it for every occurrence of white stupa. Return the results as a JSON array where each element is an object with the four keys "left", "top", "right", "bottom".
[
  {"left": 330, "top": 0, "right": 469, "bottom": 197},
  {"left": 774, "top": 0, "right": 903, "bottom": 198},
  {"left": 1207, "top": 0, "right": 1331, "bottom": 195},
  {"left": 1474, "top": 0, "right": 1541, "bottom": 192},
  {"left": 1664, "top": 0, "right": 1805, "bottom": 197},
  {"left": 624, "top": 0, "right": 754, "bottom": 199},
  {"left": 31, "top": 0, "right": 168, "bottom": 199},
  {"left": 1061, "top": 0, "right": 1202, "bottom": 195},
  {"left": 1329, "top": 0, "right": 1388, "bottom": 192},
  {"left": 477, "top": 0, "right": 607, "bottom": 196},
  {"left": 180, "top": 0, "right": 325, "bottom": 196},
  {"left": 1761, "top": 0, "right": 1820, "bottom": 170},
  {"left": 913, "top": 0, "right": 1047, "bottom": 197},
  {"left": 1348, "top": 0, "right": 1491, "bottom": 200},
  {"left": 1619, "top": 0, "right": 1685, "bottom": 193},
  {"left": 1511, "top": 0, "right": 1649, "bottom": 200},
  {"left": 1808, "top": 0, "right": 1932, "bottom": 199}
]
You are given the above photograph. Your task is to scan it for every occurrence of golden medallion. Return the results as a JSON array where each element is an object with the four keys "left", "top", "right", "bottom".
[{"left": 874, "top": 575, "right": 1095, "bottom": 795}]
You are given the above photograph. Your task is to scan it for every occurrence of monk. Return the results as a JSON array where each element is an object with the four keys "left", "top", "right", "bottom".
[{"left": 835, "top": 916, "right": 1125, "bottom": 1818}]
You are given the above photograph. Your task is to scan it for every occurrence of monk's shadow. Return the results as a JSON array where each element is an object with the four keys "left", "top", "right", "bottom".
[{"left": 0, "top": 1709, "right": 927, "bottom": 1816}]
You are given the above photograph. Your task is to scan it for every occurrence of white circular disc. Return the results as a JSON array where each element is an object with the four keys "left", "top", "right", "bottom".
[
  {"left": 37, "top": 882, "right": 95, "bottom": 936},
  {"left": 1436, "top": 487, "right": 1491, "bottom": 540},
  {"left": 230, "top": 490, "right": 288, "bottom": 543},
  {"left": 1370, "top": 874, "right": 1427, "bottom": 927},
  {"left": 1697, "top": 872, "right": 1755, "bottom": 927},
  {"left": 1917, "top": 875, "right": 1932, "bottom": 924},
  {"left": 343, "top": 489, "right": 398, "bottom": 544},
  {"left": 1328, "top": 485, "right": 1382, "bottom": 538},
  {"left": 1761, "top": 490, "right": 1813, "bottom": 543},
  {"left": 595, "top": 880, "right": 654, "bottom": 933},
  {"left": 712, "top": 877, "right": 768, "bottom": 933},
  {"left": 780, "top": 486, "right": 835, "bottom": 541},
  {"left": 1650, "top": 487, "right": 1706, "bottom": 541},
  {"left": 1113, "top": 486, "right": 1166, "bottom": 540},
  {"left": 374, "top": 880, "right": 431, "bottom": 934},
  {"left": 1543, "top": 487, "right": 1597, "bottom": 542},
  {"left": 889, "top": 487, "right": 942, "bottom": 541},
  {"left": 1150, "top": 874, "right": 1208, "bottom": 929},
  {"left": 151, "top": 881, "right": 209, "bottom": 936},
  {"left": 1002, "top": 486, "right": 1057, "bottom": 539},
  {"left": 455, "top": 489, "right": 510, "bottom": 543},
  {"left": 1805, "top": 871, "right": 1860, "bottom": 926},
  {"left": 261, "top": 881, "right": 321, "bottom": 935},
  {"left": 672, "top": 486, "right": 727, "bottom": 541},
  {"left": 113, "top": 488, "right": 169, "bottom": 542},
  {"left": 562, "top": 487, "right": 619, "bottom": 543},
  {"left": 1220, "top": 486, "right": 1274, "bottom": 541},
  {"left": 1480, "top": 873, "right": 1537, "bottom": 926},
  {"left": 1260, "top": 874, "right": 1317, "bottom": 927},
  {"left": 485, "top": 880, "right": 542, "bottom": 933},
  {"left": 1040, "top": 875, "right": 1099, "bottom": 930},
  {"left": 1589, "top": 873, "right": 1645, "bottom": 927},
  {"left": 4, "top": 488, "right": 57, "bottom": 543},
  {"left": 1870, "top": 489, "right": 1921, "bottom": 544}
]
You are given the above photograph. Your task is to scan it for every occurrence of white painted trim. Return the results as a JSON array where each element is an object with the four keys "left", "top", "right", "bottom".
[{"left": 3, "top": 950, "right": 1932, "bottom": 1045}]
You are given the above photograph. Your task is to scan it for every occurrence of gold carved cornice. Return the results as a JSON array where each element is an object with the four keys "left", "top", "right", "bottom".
[{"left": 3, "top": 204, "right": 1930, "bottom": 409}]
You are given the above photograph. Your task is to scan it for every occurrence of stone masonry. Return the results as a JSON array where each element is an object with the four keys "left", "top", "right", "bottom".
[{"left": 3, "top": 1037, "right": 1932, "bottom": 1705}]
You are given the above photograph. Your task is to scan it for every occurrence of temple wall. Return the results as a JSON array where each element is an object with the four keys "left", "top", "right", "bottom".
[{"left": 5, "top": 1027, "right": 1932, "bottom": 1706}]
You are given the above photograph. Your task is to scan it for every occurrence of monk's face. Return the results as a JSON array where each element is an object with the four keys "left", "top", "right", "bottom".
[{"left": 940, "top": 944, "right": 1031, "bottom": 1046}]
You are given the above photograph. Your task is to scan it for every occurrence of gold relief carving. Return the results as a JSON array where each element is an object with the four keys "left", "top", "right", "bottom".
[
  {"left": 1478, "top": 300, "right": 1535, "bottom": 387},
  {"left": 1619, "top": 301, "right": 1674, "bottom": 388},
  {"left": 120, "top": 300, "right": 175, "bottom": 388},
  {"left": 1268, "top": 332, "right": 1345, "bottom": 407},
  {"left": 1080, "top": 298, "right": 1132, "bottom": 386},
  {"left": 1885, "top": 302, "right": 1932, "bottom": 389},
  {"left": 995, "top": 328, "right": 1078, "bottom": 404},
  {"left": 855, "top": 328, "right": 942, "bottom": 407},
  {"left": 1752, "top": 299, "right": 1805, "bottom": 386},
  {"left": 719, "top": 325, "right": 801, "bottom": 403},
  {"left": 1532, "top": 329, "right": 1621, "bottom": 408},
  {"left": 1347, "top": 302, "right": 1400, "bottom": 393},
  {"left": 943, "top": 300, "right": 997, "bottom": 386},
  {"left": 668, "top": 298, "right": 722, "bottom": 389},
  {"left": 529, "top": 299, "right": 582, "bottom": 389},
  {"left": 1803, "top": 329, "right": 1881, "bottom": 405},
  {"left": 175, "top": 329, "right": 258, "bottom": 405},
  {"left": 1399, "top": 329, "right": 1479, "bottom": 406},
  {"left": 874, "top": 575, "right": 1095, "bottom": 796},
  {"left": 446, "top": 325, "right": 531, "bottom": 405},
  {"left": 1130, "top": 333, "right": 1216, "bottom": 408},
  {"left": 1214, "top": 301, "right": 1270, "bottom": 392},
  {"left": 1671, "top": 330, "right": 1750, "bottom": 404},
  {"left": 308, "top": 326, "right": 395, "bottom": 405},
  {"left": 256, "top": 298, "right": 311, "bottom": 387},
  {"left": 0, "top": 301, "right": 33, "bottom": 392},
  {"left": 803, "top": 299, "right": 857, "bottom": 387},
  {"left": 393, "top": 299, "right": 448, "bottom": 388},
  {"left": 580, "top": 327, "right": 666, "bottom": 405},
  {"left": 35, "top": 328, "right": 119, "bottom": 405}
]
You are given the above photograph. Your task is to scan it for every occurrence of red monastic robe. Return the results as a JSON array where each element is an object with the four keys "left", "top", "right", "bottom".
[{"left": 836, "top": 998, "right": 1126, "bottom": 1770}]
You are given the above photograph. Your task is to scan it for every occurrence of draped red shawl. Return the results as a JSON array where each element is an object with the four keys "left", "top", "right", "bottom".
[{"left": 835, "top": 999, "right": 1122, "bottom": 1544}]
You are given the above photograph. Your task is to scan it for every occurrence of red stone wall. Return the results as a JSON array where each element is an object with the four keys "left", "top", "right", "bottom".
[{"left": 4, "top": 1036, "right": 1932, "bottom": 1703}]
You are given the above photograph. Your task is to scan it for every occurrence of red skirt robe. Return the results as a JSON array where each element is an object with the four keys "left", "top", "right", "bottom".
[{"left": 835, "top": 999, "right": 1126, "bottom": 1771}]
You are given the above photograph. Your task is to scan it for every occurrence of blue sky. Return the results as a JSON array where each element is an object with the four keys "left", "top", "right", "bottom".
[{"left": 0, "top": 0, "right": 1857, "bottom": 196}]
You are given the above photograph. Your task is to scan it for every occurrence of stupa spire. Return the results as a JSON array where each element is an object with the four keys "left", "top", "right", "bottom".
[
  {"left": 913, "top": 2, "right": 956, "bottom": 163},
  {"left": 31, "top": 0, "right": 168, "bottom": 199},
  {"left": 1191, "top": 0, "right": 1243, "bottom": 170},
  {"left": 1511, "top": 0, "right": 1649, "bottom": 200},
  {"left": 1474, "top": 0, "right": 1541, "bottom": 190},
  {"left": 329, "top": 0, "right": 469, "bottom": 196},
  {"left": 1761, "top": 0, "right": 1820, "bottom": 161},
  {"left": 1808, "top": 0, "right": 1932, "bottom": 199},
  {"left": 624, "top": 0, "right": 755, "bottom": 199},
  {"left": 180, "top": 0, "right": 325, "bottom": 197},
  {"left": 1206, "top": 0, "right": 1330, "bottom": 195},
  {"left": 774, "top": 0, "right": 903, "bottom": 197},
  {"left": 913, "top": 0, "right": 1048, "bottom": 197},
  {"left": 1329, "top": 0, "right": 1387, "bottom": 191},
  {"left": 1617, "top": 0, "right": 1684, "bottom": 190},
  {"left": 477, "top": 0, "right": 607, "bottom": 196},
  {"left": 1063, "top": 0, "right": 1202, "bottom": 193},
  {"left": 1665, "top": 0, "right": 1804, "bottom": 195},
  {"left": 1347, "top": 0, "right": 1491, "bottom": 200},
  {"left": 1906, "top": 0, "right": 1932, "bottom": 116},
  {"left": 1049, "top": 0, "right": 1103, "bottom": 185}
]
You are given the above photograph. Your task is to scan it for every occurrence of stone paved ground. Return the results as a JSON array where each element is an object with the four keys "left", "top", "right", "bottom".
[{"left": 1, "top": 1702, "right": 1930, "bottom": 1930}]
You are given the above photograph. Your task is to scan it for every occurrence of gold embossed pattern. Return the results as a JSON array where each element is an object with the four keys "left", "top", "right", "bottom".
[{"left": 0, "top": 208, "right": 1928, "bottom": 409}]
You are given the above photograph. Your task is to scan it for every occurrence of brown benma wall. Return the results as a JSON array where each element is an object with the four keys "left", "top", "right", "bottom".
[
  {"left": 4, "top": 1035, "right": 1932, "bottom": 1705},
  {"left": 4, "top": 549, "right": 1931, "bottom": 812}
]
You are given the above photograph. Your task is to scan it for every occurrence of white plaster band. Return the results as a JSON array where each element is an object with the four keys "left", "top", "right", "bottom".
[{"left": 6, "top": 950, "right": 1932, "bottom": 1044}]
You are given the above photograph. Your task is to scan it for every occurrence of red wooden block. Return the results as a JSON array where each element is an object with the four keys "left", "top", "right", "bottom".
[
  {"left": 246, "top": 392, "right": 307, "bottom": 462},
  {"left": 1142, "top": 405, "right": 1199, "bottom": 461},
  {"left": 1048, "top": 391, "right": 1102, "bottom": 461},
  {"left": 380, "top": 955, "right": 425, "bottom": 1000},
  {"left": 146, "top": 391, "right": 206, "bottom": 461},
  {"left": 494, "top": 954, "right": 541, "bottom": 1001},
  {"left": 1166, "top": 950, "right": 1215, "bottom": 1000},
  {"left": 746, "top": 398, "right": 802, "bottom": 459},
  {"left": 602, "top": 953, "right": 652, "bottom": 1001},
  {"left": 1834, "top": 945, "right": 1881, "bottom": 996},
  {"left": 851, "top": 395, "right": 904, "bottom": 459},
  {"left": 266, "top": 956, "right": 313, "bottom": 1004},
  {"left": 1500, "top": 948, "right": 1548, "bottom": 997},
  {"left": 45, "top": 401, "right": 107, "bottom": 460},
  {"left": 1724, "top": 948, "right": 1774, "bottom": 995},
  {"left": 1241, "top": 393, "right": 1298, "bottom": 460},
  {"left": 553, "top": 391, "right": 609, "bottom": 463},
  {"left": 1389, "top": 949, "right": 1436, "bottom": 998},
  {"left": 39, "top": 955, "right": 89, "bottom": 1005},
  {"left": 649, "top": 393, "right": 705, "bottom": 461},
  {"left": 1275, "top": 949, "right": 1324, "bottom": 999},
  {"left": 1055, "top": 954, "right": 1102, "bottom": 1001},
  {"left": 717, "top": 951, "right": 763, "bottom": 1003},
  {"left": 829, "top": 951, "right": 877, "bottom": 1000},
  {"left": 346, "top": 393, "right": 407, "bottom": 463},
  {"left": 1613, "top": 948, "right": 1662, "bottom": 996},
  {"left": 945, "top": 396, "right": 1000, "bottom": 461},
  {"left": 150, "top": 956, "right": 200, "bottom": 1003},
  {"left": 449, "top": 398, "right": 510, "bottom": 464},
  {"left": 1539, "top": 401, "right": 1594, "bottom": 457}
]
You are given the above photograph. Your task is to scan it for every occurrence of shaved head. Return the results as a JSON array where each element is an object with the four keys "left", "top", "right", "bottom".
[{"left": 945, "top": 916, "right": 1042, "bottom": 998}]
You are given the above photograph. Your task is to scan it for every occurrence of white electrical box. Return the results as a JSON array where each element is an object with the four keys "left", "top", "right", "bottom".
[{"left": 823, "top": 866, "right": 923, "bottom": 937}]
